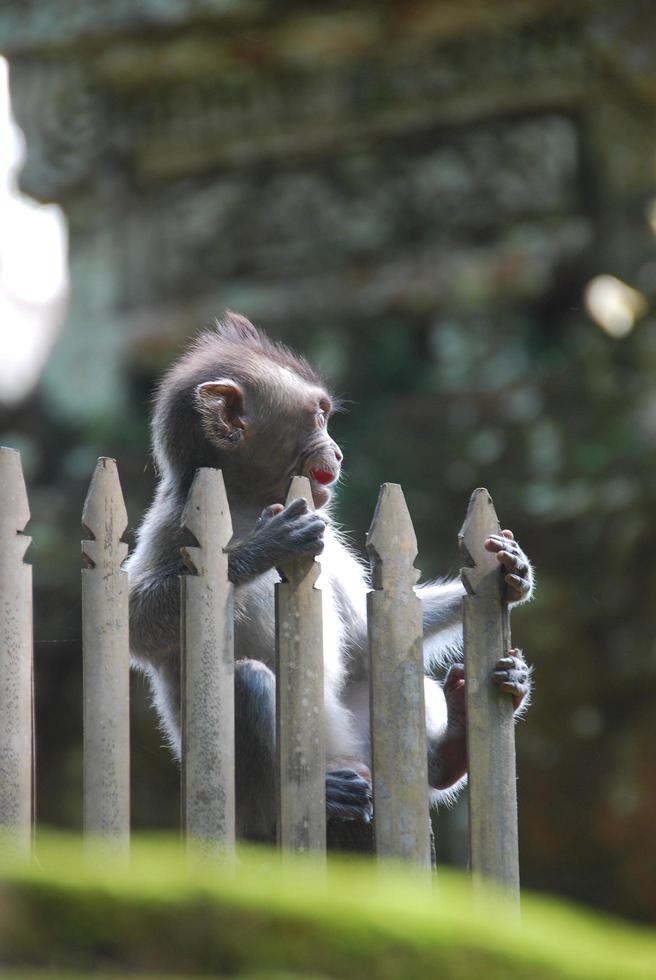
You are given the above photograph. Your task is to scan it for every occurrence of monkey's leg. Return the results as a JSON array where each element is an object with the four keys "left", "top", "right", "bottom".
[
  {"left": 144, "top": 655, "right": 277, "bottom": 841},
  {"left": 234, "top": 658, "right": 277, "bottom": 843},
  {"left": 236, "top": 660, "right": 372, "bottom": 837},
  {"left": 145, "top": 653, "right": 183, "bottom": 759},
  {"left": 323, "top": 692, "right": 372, "bottom": 823}
]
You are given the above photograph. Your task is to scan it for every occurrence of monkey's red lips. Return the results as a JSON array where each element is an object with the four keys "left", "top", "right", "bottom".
[{"left": 309, "top": 468, "right": 336, "bottom": 486}]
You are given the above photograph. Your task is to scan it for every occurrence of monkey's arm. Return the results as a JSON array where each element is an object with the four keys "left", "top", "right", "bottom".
[
  {"left": 417, "top": 578, "right": 465, "bottom": 650},
  {"left": 129, "top": 497, "right": 325, "bottom": 656},
  {"left": 227, "top": 498, "right": 326, "bottom": 586},
  {"left": 418, "top": 531, "right": 534, "bottom": 655}
]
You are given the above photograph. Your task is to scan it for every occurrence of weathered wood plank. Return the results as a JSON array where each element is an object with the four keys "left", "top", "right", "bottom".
[
  {"left": 366, "top": 482, "right": 431, "bottom": 870},
  {"left": 81, "top": 457, "right": 130, "bottom": 857},
  {"left": 275, "top": 477, "right": 326, "bottom": 857},
  {"left": 180, "top": 467, "right": 235, "bottom": 860},
  {"left": 0, "top": 447, "right": 33, "bottom": 856},
  {"left": 460, "top": 488, "right": 519, "bottom": 901}
]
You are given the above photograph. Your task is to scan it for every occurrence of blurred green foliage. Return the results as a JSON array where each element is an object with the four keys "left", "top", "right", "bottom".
[{"left": 2, "top": 833, "right": 656, "bottom": 978}]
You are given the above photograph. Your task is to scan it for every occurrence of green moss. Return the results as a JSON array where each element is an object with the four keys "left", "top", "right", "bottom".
[
  {"left": 1, "top": 973, "right": 330, "bottom": 979},
  {"left": 1, "top": 833, "right": 655, "bottom": 979}
]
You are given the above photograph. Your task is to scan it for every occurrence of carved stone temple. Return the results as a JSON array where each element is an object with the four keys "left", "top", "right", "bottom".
[{"left": 2, "top": 1, "right": 654, "bottom": 425}]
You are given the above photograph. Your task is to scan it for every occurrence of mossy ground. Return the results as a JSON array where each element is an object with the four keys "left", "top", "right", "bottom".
[{"left": 1, "top": 833, "right": 654, "bottom": 979}]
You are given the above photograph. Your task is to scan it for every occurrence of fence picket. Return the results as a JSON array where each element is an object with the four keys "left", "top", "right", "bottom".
[
  {"left": 81, "top": 457, "right": 130, "bottom": 856},
  {"left": 460, "top": 488, "right": 520, "bottom": 901},
  {"left": 366, "top": 483, "right": 431, "bottom": 870},
  {"left": 0, "top": 447, "right": 33, "bottom": 855},
  {"left": 275, "top": 477, "right": 326, "bottom": 857},
  {"left": 180, "top": 467, "right": 235, "bottom": 859}
]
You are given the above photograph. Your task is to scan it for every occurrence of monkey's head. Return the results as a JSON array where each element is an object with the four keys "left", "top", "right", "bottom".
[{"left": 153, "top": 313, "right": 343, "bottom": 510}]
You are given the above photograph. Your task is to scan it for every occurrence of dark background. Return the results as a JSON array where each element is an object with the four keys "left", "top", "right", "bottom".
[{"left": 2, "top": 0, "right": 656, "bottom": 922}]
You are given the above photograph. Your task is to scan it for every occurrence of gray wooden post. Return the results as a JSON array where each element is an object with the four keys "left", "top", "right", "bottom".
[
  {"left": 0, "top": 447, "right": 33, "bottom": 856},
  {"left": 366, "top": 483, "right": 431, "bottom": 870},
  {"left": 460, "top": 488, "right": 519, "bottom": 901},
  {"left": 81, "top": 457, "right": 130, "bottom": 856},
  {"left": 275, "top": 476, "right": 326, "bottom": 857},
  {"left": 180, "top": 468, "right": 235, "bottom": 860}
]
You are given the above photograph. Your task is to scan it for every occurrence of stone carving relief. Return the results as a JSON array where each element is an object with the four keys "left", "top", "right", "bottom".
[
  {"left": 9, "top": 59, "right": 108, "bottom": 201},
  {"left": 112, "top": 113, "right": 583, "bottom": 309}
]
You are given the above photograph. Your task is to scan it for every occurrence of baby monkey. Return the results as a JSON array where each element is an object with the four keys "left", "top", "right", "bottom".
[{"left": 127, "top": 313, "right": 533, "bottom": 841}]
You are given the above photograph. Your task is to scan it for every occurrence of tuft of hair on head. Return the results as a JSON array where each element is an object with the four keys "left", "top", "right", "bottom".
[
  {"left": 214, "top": 311, "right": 263, "bottom": 346},
  {"left": 209, "top": 310, "right": 324, "bottom": 388}
]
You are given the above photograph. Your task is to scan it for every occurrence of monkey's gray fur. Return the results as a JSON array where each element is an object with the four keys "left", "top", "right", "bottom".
[{"left": 126, "top": 313, "right": 534, "bottom": 842}]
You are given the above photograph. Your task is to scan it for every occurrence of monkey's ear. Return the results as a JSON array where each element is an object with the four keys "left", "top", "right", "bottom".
[{"left": 195, "top": 379, "right": 247, "bottom": 445}]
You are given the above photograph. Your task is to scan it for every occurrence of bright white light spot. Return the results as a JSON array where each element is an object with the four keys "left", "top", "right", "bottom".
[
  {"left": 584, "top": 274, "right": 647, "bottom": 339},
  {"left": 0, "top": 56, "right": 68, "bottom": 404}
]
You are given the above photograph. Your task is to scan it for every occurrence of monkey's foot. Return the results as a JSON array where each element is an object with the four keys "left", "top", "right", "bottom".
[
  {"left": 326, "top": 768, "right": 373, "bottom": 823},
  {"left": 491, "top": 648, "right": 530, "bottom": 710}
]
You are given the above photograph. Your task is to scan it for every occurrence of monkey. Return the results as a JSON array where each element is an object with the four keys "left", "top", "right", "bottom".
[{"left": 126, "top": 312, "right": 533, "bottom": 842}]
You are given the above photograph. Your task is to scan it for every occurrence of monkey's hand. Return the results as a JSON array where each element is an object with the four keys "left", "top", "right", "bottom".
[
  {"left": 447, "top": 651, "right": 531, "bottom": 716},
  {"left": 326, "top": 765, "right": 373, "bottom": 823},
  {"left": 430, "top": 652, "right": 531, "bottom": 790},
  {"left": 491, "top": 648, "right": 531, "bottom": 712},
  {"left": 227, "top": 498, "right": 326, "bottom": 585},
  {"left": 484, "top": 530, "right": 534, "bottom": 604}
]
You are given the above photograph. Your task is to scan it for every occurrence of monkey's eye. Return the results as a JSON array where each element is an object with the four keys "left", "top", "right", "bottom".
[{"left": 316, "top": 398, "right": 332, "bottom": 426}]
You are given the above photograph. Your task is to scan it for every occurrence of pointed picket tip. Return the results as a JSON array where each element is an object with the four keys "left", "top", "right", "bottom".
[
  {"left": 0, "top": 446, "right": 30, "bottom": 537},
  {"left": 459, "top": 487, "right": 502, "bottom": 597},
  {"left": 366, "top": 483, "right": 419, "bottom": 590},
  {"left": 181, "top": 467, "right": 232, "bottom": 543},
  {"left": 82, "top": 458, "right": 128, "bottom": 538},
  {"left": 286, "top": 475, "right": 314, "bottom": 510},
  {"left": 367, "top": 482, "right": 417, "bottom": 557},
  {"left": 81, "top": 458, "right": 128, "bottom": 567},
  {"left": 180, "top": 467, "right": 233, "bottom": 577}
]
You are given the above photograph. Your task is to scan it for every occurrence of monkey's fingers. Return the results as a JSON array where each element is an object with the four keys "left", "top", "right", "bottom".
[
  {"left": 485, "top": 534, "right": 523, "bottom": 558},
  {"left": 443, "top": 663, "right": 465, "bottom": 694},
  {"left": 495, "top": 549, "right": 529, "bottom": 577},
  {"left": 504, "top": 572, "right": 532, "bottom": 602},
  {"left": 491, "top": 653, "right": 530, "bottom": 709},
  {"left": 285, "top": 513, "right": 327, "bottom": 555},
  {"left": 486, "top": 538, "right": 532, "bottom": 602},
  {"left": 329, "top": 767, "right": 367, "bottom": 781},
  {"left": 496, "top": 648, "right": 525, "bottom": 667},
  {"left": 328, "top": 759, "right": 371, "bottom": 782},
  {"left": 291, "top": 513, "right": 327, "bottom": 532},
  {"left": 256, "top": 503, "right": 285, "bottom": 527},
  {"left": 282, "top": 497, "right": 310, "bottom": 519}
]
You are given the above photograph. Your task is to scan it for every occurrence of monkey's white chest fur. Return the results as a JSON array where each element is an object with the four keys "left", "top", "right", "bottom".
[{"left": 233, "top": 525, "right": 369, "bottom": 760}]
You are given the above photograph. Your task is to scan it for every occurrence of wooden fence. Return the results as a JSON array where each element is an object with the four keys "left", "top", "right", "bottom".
[{"left": 0, "top": 446, "right": 519, "bottom": 899}]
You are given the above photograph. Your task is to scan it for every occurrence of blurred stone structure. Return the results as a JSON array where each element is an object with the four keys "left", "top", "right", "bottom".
[
  {"left": 3, "top": 0, "right": 656, "bottom": 919},
  {"left": 2, "top": 1, "right": 654, "bottom": 421}
]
